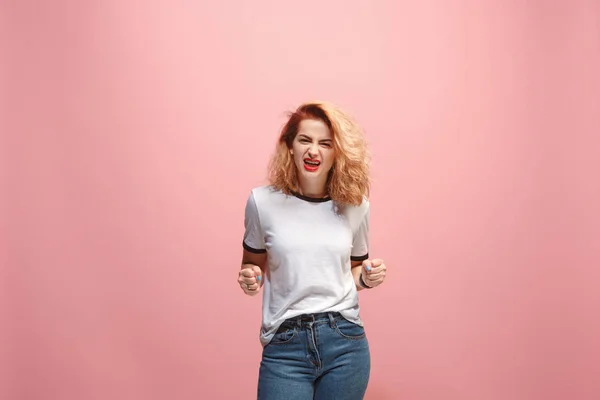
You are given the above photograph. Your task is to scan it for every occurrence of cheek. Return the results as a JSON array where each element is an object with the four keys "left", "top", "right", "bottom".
[
  {"left": 293, "top": 150, "right": 304, "bottom": 165},
  {"left": 324, "top": 150, "right": 335, "bottom": 167}
]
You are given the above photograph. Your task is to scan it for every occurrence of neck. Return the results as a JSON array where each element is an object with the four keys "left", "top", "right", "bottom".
[{"left": 296, "top": 176, "right": 328, "bottom": 198}]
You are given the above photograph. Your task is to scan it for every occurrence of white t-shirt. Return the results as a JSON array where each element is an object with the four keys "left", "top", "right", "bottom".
[{"left": 242, "top": 185, "right": 370, "bottom": 346}]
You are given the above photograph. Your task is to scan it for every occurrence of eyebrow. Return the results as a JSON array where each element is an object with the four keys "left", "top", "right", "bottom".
[{"left": 298, "top": 134, "right": 332, "bottom": 142}]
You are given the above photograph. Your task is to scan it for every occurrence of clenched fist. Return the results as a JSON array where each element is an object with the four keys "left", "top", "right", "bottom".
[
  {"left": 238, "top": 264, "right": 263, "bottom": 296},
  {"left": 361, "top": 259, "right": 386, "bottom": 288}
]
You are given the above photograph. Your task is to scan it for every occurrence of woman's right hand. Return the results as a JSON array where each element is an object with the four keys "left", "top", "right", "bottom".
[{"left": 238, "top": 264, "right": 263, "bottom": 296}]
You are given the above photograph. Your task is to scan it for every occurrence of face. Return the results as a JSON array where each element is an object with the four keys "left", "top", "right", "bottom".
[{"left": 290, "top": 119, "right": 335, "bottom": 184}]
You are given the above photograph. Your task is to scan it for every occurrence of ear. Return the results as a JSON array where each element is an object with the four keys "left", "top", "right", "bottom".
[{"left": 290, "top": 149, "right": 294, "bottom": 155}]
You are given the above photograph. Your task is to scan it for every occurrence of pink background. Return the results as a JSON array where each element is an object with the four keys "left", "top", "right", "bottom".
[{"left": 2, "top": 1, "right": 599, "bottom": 399}]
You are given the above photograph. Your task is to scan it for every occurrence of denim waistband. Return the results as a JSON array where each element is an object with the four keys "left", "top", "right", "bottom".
[{"left": 282, "top": 312, "right": 343, "bottom": 328}]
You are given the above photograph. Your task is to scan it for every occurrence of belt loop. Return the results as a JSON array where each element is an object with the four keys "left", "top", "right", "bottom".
[{"left": 328, "top": 312, "right": 336, "bottom": 328}]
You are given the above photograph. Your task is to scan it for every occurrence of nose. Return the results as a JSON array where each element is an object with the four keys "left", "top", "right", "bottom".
[{"left": 307, "top": 143, "right": 319, "bottom": 158}]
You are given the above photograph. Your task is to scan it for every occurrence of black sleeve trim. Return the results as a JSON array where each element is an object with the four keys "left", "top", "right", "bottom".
[
  {"left": 351, "top": 253, "right": 369, "bottom": 262},
  {"left": 243, "top": 241, "right": 267, "bottom": 254}
]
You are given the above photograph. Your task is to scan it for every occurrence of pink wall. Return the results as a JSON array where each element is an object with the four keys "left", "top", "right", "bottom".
[{"left": 2, "top": 1, "right": 599, "bottom": 399}]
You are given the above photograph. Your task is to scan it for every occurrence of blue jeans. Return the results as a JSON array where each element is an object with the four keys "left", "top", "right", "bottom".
[{"left": 257, "top": 312, "right": 371, "bottom": 400}]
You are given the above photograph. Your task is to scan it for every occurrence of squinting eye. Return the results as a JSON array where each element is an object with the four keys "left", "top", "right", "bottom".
[{"left": 321, "top": 143, "right": 332, "bottom": 148}]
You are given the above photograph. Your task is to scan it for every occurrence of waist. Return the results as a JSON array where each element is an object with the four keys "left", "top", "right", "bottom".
[{"left": 280, "top": 312, "right": 343, "bottom": 328}]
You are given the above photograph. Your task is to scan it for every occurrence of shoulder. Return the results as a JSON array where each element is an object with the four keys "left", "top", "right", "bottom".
[
  {"left": 248, "top": 185, "right": 284, "bottom": 200},
  {"left": 249, "top": 185, "right": 278, "bottom": 196},
  {"left": 359, "top": 196, "right": 370, "bottom": 212},
  {"left": 335, "top": 196, "right": 369, "bottom": 230},
  {"left": 246, "top": 185, "right": 287, "bottom": 208},
  {"left": 342, "top": 196, "right": 370, "bottom": 216}
]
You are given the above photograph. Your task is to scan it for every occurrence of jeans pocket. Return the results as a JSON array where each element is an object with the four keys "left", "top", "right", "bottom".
[
  {"left": 269, "top": 325, "right": 298, "bottom": 345},
  {"left": 334, "top": 318, "right": 366, "bottom": 340}
]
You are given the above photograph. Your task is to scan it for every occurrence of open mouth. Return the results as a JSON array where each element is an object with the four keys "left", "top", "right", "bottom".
[{"left": 303, "top": 159, "right": 320, "bottom": 171}]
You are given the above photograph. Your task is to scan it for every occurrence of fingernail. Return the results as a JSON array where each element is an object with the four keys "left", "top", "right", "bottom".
[
  {"left": 257, "top": 276, "right": 261, "bottom": 281},
  {"left": 366, "top": 264, "right": 371, "bottom": 271}
]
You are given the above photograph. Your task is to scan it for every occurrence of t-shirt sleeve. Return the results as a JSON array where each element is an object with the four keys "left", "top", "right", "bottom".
[
  {"left": 242, "top": 191, "right": 267, "bottom": 254},
  {"left": 350, "top": 201, "right": 370, "bottom": 262}
]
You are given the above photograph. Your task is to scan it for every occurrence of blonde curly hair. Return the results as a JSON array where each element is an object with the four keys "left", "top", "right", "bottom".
[{"left": 267, "top": 101, "right": 370, "bottom": 206}]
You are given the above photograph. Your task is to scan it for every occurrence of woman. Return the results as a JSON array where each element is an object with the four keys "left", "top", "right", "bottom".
[{"left": 238, "top": 101, "right": 387, "bottom": 400}]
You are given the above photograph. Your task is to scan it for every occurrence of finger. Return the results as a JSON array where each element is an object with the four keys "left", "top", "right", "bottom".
[
  {"left": 367, "top": 272, "right": 384, "bottom": 280},
  {"left": 242, "top": 276, "right": 257, "bottom": 285},
  {"left": 369, "top": 259, "right": 384, "bottom": 267},
  {"left": 252, "top": 265, "right": 263, "bottom": 283},
  {"left": 241, "top": 268, "right": 255, "bottom": 277},
  {"left": 246, "top": 282, "right": 260, "bottom": 291},
  {"left": 362, "top": 260, "right": 372, "bottom": 273},
  {"left": 369, "top": 265, "right": 386, "bottom": 274}
]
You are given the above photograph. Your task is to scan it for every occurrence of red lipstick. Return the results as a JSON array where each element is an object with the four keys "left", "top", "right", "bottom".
[{"left": 303, "top": 158, "right": 320, "bottom": 172}]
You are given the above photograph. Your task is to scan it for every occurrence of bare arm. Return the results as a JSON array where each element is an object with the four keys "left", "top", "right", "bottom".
[
  {"left": 351, "top": 260, "right": 367, "bottom": 291},
  {"left": 242, "top": 249, "right": 267, "bottom": 271}
]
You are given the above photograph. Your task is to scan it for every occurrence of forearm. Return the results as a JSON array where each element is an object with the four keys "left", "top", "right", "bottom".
[
  {"left": 242, "top": 250, "right": 267, "bottom": 270},
  {"left": 241, "top": 261, "right": 261, "bottom": 270},
  {"left": 351, "top": 263, "right": 366, "bottom": 291}
]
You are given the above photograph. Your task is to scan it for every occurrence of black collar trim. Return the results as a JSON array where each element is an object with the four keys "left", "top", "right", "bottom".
[{"left": 291, "top": 191, "right": 331, "bottom": 203}]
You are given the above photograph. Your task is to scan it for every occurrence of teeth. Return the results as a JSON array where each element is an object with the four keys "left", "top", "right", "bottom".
[{"left": 305, "top": 160, "right": 319, "bottom": 166}]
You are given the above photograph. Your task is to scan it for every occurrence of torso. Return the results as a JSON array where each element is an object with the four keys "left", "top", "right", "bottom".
[{"left": 245, "top": 186, "right": 369, "bottom": 346}]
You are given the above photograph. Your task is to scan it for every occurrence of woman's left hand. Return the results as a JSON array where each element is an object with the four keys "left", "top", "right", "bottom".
[{"left": 362, "top": 259, "right": 386, "bottom": 288}]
